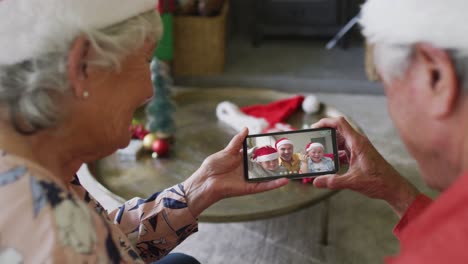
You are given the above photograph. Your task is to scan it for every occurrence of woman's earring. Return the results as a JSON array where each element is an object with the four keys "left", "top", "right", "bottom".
[{"left": 83, "top": 90, "right": 89, "bottom": 99}]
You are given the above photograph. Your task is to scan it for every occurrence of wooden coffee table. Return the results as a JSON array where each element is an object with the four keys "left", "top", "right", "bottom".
[{"left": 87, "top": 87, "right": 357, "bottom": 244}]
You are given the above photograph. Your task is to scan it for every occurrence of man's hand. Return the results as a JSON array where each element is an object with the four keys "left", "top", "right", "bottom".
[
  {"left": 311, "top": 117, "right": 420, "bottom": 217},
  {"left": 183, "top": 128, "right": 289, "bottom": 218}
]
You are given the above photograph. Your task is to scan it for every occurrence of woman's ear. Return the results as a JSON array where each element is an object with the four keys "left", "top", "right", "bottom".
[
  {"left": 414, "top": 43, "right": 460, "bottom": 118},
  {"left": 67, "top": 35, "right": 90, "bottom": 99}
]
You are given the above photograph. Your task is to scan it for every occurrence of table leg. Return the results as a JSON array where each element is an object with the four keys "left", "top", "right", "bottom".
[{"left": 320, "top": 197, "right": 331, "bottom": 246}]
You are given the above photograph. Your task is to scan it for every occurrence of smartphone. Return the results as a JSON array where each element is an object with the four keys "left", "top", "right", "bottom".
[{"left": 243, "top": 127, "right": 339, "bottom": 182}]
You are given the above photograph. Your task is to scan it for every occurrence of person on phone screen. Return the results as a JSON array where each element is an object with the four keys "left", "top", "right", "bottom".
[
  {"left": 275, "top": 137, "right": 302, "bottom": 174},
  {"left": 300, "top": 142, "right": 334, "bottom": 173},
  {"left": 249, "top": 146, "right": 288, "bottom": 179}
]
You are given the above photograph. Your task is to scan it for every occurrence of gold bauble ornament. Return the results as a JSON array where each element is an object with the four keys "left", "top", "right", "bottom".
[
  {"left": 142, "top": 133, "right": 157, "bottom": 150},
  {"left": 155, "top": 131, "right": 171, "bottom": 139}
]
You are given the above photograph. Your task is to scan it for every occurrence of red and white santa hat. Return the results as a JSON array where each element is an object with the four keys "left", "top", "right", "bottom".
[
  {"left": 216, "top": 94, "right": 320, "bottom": 134},
  {"left": 253, "top": 146, "right": 279, "bottom": 162},
  {"left": 0, "top": 0, "right": 159, "bottom": 65},
  {"left": 275, "top": 138, "right": 294, "bottom": 149},
  {"left": 305, "top": 142, "right": 324, "bottom": 152}
]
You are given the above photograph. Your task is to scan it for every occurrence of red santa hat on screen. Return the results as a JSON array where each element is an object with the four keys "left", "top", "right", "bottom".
[
  {"left": 305, "top": 142, "right": 324, "bottom": 152},
  {"left": 0, "top": 0, "right": 160, "bottom": 65},
  {"left": 253, "top": 146, "right": 279, "bottom": 162},
  {"left": 216, "top": 94, "right": 320, "bottom": 134},
  {"left": 275, "top": 138, "right": 294, "bottom": 149}
]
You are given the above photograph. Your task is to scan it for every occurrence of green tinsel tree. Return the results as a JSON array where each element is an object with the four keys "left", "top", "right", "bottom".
[{"left": 145, "top": 58, "right": 176, "bottom": 136}]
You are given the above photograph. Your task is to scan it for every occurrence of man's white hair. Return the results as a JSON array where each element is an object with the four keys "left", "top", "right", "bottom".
[{"left": 360, "top": 0, "right": 468, "bottom": 85}]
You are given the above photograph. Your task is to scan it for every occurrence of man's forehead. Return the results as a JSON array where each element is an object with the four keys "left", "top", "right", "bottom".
[{"left": 279, "top": 144, "right": 293, "bottom": 149}]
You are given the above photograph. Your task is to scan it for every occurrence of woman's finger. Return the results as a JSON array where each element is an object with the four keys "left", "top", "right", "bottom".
[
  {"left": 250, "top": 178, "right": 289, "bottom": 194},
  {"left": 225, "top": 127, "right": 248, "bottom": 153}
]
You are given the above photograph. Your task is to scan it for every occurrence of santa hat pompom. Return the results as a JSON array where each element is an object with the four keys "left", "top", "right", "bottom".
[{"left": 302, "top": 95, "right": 320, "bottom": 114}]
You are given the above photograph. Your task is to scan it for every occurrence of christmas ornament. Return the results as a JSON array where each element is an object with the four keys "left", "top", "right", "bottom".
[
  {"left": 130, "top": 124, "right": 149, "bottom": 140},
  {"left": 152, "top": 139, "right": 170, "bottom": 157},
  {"left": 142, "top": 133, "right": 157, "bottom": 150}
]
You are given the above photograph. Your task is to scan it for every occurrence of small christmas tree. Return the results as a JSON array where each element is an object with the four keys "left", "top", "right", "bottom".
[{"left": 145, "top": 58, "right": 176, "bottom": 137}]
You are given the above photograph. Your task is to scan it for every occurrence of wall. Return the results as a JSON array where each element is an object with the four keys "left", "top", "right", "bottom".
[{"left": 228, "top": 0, "right": 365, "bottom": 37}]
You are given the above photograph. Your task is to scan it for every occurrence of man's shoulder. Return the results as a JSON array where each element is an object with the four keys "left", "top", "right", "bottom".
[
  {"left": 395, "top": 173, "right": 468, "bottom": 262},
  {"left": 292, "top": 153, "right": 302, "bottom": 160}
]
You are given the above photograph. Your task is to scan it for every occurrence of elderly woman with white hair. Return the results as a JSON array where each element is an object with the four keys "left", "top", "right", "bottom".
[
  {"left": 312, "top": 0, "right": 468, "bottom": 262},
  {"left": 0, "top": 1, "right": 288, "bottom": 263}
]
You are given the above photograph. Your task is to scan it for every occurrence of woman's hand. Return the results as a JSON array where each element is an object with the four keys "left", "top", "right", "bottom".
[
  {"left": 311, "top": 117, "right": 420, "bottom": 217},
  {"left": 183, "top": 128, "right": 289, "bottom": 218}
]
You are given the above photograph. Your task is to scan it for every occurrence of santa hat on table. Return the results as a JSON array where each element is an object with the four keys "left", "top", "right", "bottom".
[
  {"left": 253, "top": 146, "right": 279, "bottom": 162},
  {"left": 216, "top": 94, "right": 320, "bottom": 134},
  {"left": 275, "top": 138, "right": 294, "bottom": 149},
  {"left": 305, "top": 142, "right": 324, "bottom": 152},
  {"left": 0, "top": 0, "right": 160, "bottom": 65}
]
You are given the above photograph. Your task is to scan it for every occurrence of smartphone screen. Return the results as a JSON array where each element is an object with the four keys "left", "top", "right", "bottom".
[{"left": 243, "top": 127, "right": 339, "bottom": 182}]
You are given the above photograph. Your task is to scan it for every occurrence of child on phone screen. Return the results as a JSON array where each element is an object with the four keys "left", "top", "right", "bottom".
[
  {"left": 248, "top": 146, "right": 288, "bottom": 179},
  {"left": 300, "top": 142, "right": 335, "bottom": 173}
]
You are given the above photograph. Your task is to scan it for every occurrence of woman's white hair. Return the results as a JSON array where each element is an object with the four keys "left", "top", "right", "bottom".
[{"left": 0, "top": 10, "right": 162, "bottom": 134}]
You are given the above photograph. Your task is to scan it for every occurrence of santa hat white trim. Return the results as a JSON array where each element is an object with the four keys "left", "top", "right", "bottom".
[
  {"left": 275, "top": 138, "right": 293, "bottom": 149},
  {"left": 216, "top": 101, "right": 269, "bottom": 134},
  {"left": 360, "top": 0, "right": 468, "bottom": 53},
  {"left": 306, "top": 143, "right": 324, "bottom": 152},
  {"left": 255, "top": 152, "right": 279, "bottom": 163},
  {"left": 0, "top": 0, "right": 158, "bottom": 65}
]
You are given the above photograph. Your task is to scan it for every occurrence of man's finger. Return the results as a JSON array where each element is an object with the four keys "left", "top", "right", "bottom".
[
  {"left": 311, "top": 117, "right": 360, "bottom": 151},
  {"left": 313, "top": 174, "right": 346, "bottom": 189}
]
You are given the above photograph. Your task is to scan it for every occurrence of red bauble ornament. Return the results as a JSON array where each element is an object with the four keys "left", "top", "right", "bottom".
[
  {"left": 129, "top": 124, "right": 149, "bottom": 140},
  {"left": 152, "top": 139, "right": 170, "bottom": 157}
]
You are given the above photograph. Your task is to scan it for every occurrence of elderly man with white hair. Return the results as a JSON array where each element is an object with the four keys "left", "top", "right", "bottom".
[{"left": 312, "top": 0, "right": 468, "bottom": 262}]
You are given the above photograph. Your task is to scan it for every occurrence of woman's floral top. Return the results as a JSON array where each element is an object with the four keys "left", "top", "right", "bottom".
[{"left": 0, "top": 151, "right": 198, "bottom": 263}]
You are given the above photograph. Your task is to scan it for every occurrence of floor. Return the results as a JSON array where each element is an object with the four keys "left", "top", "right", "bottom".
[
  {"left": 81, "top": 36, "right": 437, "bottom": 263},
  {"left": 174, "top": 36, "right": 384, "bottom": 95}
]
